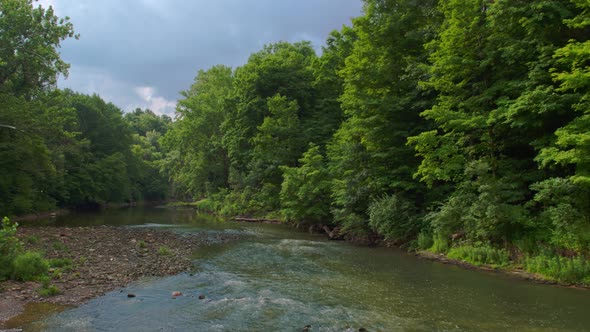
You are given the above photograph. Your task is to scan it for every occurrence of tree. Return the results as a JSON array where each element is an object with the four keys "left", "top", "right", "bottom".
[
  {"left": 409, "top": 0, "right": 584, "bottom": 244},
  {"left": 0, "top": 0, "right": 77, "bottom": 97},
  {"left": 328, "top": 0, "right": 439, "bottom": 235},
  {"left": 161, "top": 65, "right": 233, "bottom": 198},
  {"left": 280, "top": 144, "right": 332, "bottom": 224}
]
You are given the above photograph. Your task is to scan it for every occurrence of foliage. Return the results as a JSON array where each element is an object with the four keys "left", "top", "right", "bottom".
[
  {"left": 368, "top": 194, "right": 421, "bottom": 242},
  {"left": 0, "top": 217, "right": 21, "bottom": 280},
  {"left": 11, "top": 251, "right": 49, "bottom": 281},
  {"left": 2, "top": 0, "right": 590, "bottom": 286},
  {"left": 0, "top": 0, "right": 77, "bottom": 96},
  {"left": 447, "top": 245, "right": 510, "bottom": 267},
  {"left": 38, "top": 283, "right": 60, "bottom": 297},
  {"left": 49, "top": 257, "right": 74, "bottom": 271},
  {"left": 524, "top": 254, "right": 590, "bottom": 285},
  {"left": 430, "top": 234, "right": 449, "bottom": 254},
  {"left": 416, "top": 232, "right": 434, "bottom": 251},
  {"left": 161, "top": 66, "right": 233, "bottom": 199},
  {"left": 280, "top": 144, "right": 332, "bottom": 224}
]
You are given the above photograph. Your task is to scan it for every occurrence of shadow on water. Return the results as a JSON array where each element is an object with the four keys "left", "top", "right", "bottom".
[{"left": 16, "top": 208, "right": 590, "bottom": 331}]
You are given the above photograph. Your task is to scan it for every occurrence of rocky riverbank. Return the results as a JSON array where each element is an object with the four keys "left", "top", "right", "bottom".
[{"left": 0, "top": 225, "right": 240, "bottom": 328}]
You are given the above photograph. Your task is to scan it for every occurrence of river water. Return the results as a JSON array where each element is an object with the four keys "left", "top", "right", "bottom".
[{"left": 19, "top": 207, "right": 590, "bottom": 331}]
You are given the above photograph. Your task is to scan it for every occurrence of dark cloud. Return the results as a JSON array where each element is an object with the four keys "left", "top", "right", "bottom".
[{"left": 40, "top": 0, "right": 363, "bottom": 115}]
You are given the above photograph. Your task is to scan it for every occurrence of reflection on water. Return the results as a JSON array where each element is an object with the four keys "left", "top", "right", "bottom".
[{"left": 19, "top": 208, "right": 590, "bottom": 331}]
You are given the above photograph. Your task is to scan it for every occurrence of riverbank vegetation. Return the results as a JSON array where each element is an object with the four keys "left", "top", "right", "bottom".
[
  {"left": 162, "top": 0, "right": 590, "bottom": 285},
  {"left": 1, "top": 0, "right": 590, "bottom": 285}
]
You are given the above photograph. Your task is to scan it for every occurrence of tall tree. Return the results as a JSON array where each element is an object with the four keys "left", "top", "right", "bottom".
[
  {"left": 409, "top": 0, "right": 584, "bottom": 244},
  {"left": 162, "top": 65, "right": 233, "bottom": 198},
  {"left": 328, "top": 0, "right": 439, "bottom": 237},
  {"left": 0, "top": 0, "right": 76, "bottom": 97}
]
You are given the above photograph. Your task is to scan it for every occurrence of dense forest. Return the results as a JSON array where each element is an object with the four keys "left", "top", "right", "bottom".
[{"left": 1, "top": 0, "right": 590, "bottom": 283}]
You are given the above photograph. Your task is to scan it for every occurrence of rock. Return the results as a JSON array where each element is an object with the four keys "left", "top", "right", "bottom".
[
  {"left": 302, "top": 325, "right": 311, "bottom": 331},
  {"left": 198, "top": 294, "right": 205, "bottom": 300},
  {"left": 359, "top": 328, "right": 368, "bottom": 332},
  {"left": 172, "top": 291, "right": 182, "bottom": 297},
  {"left": 127, "top": 293, "right": 136, "bottom": 298}
]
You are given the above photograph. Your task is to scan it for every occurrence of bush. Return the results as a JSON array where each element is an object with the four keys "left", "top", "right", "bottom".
[
  {"left": 416, "top": 232, "right": 434, "bottom": 250},
  {"left": 49, "top": 258, "right": 74, "bottom": 271},
  {"left": 11, "top": 251, "right": 49, "bottom": 281},
  {"left": 194, "top": 198, "right": 218, "bottom": 213},
  {"left": 0, "top": 217, "right": 22, "bottom": 280},
  {"left": 447, "top": 244, "right": 510, "bottom": 267},
  {"left": 430, "top": 234, "right": 449, "bottom": 253},
  {"left": 368, "top": 194, "right": 421, "bottom": 242},
  {"left": 38, "top": 284, "right": 60, "bottom": 297},
  {"left": 524, "top": 254, "right": 590, "bottom": 285}
]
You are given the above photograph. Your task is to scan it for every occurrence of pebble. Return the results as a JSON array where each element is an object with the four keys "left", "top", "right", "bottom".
[{"left": 198, "top": 295, "right": 205, "bottom": 300}]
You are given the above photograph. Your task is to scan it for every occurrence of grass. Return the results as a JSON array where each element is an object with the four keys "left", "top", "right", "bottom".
[
  {"left": 447, "top": 244, "right": 510, "bottom": 267},
  {"left": 51, "top": 241, "right": 68, "bottom": 251},
  {"left": 416, "top": 232, "right": 433, "bottom": 250},
  {"left": 38, "top": 284, "right": 60, "bottom": 297},
  {"left": 157, "top": 246, "right": 172, "bottom": 256},
  {"left": 49, "top": 257, "right": 73, "bottom": 270},
  {"left": 24, "top": 235, "right": 40, "bottom": 244},
  {"left": 524, "top": 254, "right": 590, "bottom": 285},
  {"left": 429, "top": 234, "right": 449, "bottom": 254}
]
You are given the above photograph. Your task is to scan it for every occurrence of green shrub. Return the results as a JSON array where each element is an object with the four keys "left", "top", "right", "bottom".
[
  {"left": 447, "top": 244, "right": 510, "bottom": 267},
  {"left": 11, "top": 251, "right": 49, "bottom": 281},
  {"left": 417, "top": 232, "right": 434, "bottom": 250},
  {"left": 430, "top": 234, "right": 449, "bottom": 253},
  {"left": 524, "top": 254, "right": 590, "bottom": 285},
  {"left": 0, "top": 217, "right": 22, "bottom": 280},
  {"left": 49, "top": 258, "right": 73, "bottom": 271},
  {"left": 137, "top": 240, "right": 147, "bottom": 249},
  {"left": 194, "top": 198, "right": 218, "bottom": 213},
  {"left": 368, "top": 194, "right": 421, "bottom": 242},
  {"left": 38, "top": 284, "right": 60, "bottom": 297},
  {"left": 157, "top": 246, "right": 172, "bottom": 256}
]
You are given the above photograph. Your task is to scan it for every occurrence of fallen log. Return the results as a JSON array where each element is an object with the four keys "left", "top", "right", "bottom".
[{"left": 233, "top": 217, "right": 282, "bottom": 224}]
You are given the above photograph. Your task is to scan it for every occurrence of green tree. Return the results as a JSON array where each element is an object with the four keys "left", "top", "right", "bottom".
[
  {"left": 280, "top": 144, "right": 332, "bottom": 224},
  {"left": 161, "top": 65, "right": 233, "bottom": 199},
  {"left": 219, "top": 42, "right": 317, "bottom": 212},
  {"left": 409, "top": 0, "right": 584, "bottom": 244},
  {"left": 0, "top": 0, "right": 76, "bottom": 97},
  {"left": 328, "top": 0, "right": 439, "bottom": 236}
]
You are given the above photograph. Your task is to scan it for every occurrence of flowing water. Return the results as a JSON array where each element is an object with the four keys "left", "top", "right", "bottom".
[{"left": 17, "top": 207, "right": 590, "bottom": 331}]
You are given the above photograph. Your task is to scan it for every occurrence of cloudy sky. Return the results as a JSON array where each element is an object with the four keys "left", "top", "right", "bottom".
[{"left": 37, "top": 0, "right": 363, "bottom": 115}]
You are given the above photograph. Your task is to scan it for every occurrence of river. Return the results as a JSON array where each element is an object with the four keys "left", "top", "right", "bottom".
[{"left": 18, "top": 207, "right": 590, "bottom": 331}]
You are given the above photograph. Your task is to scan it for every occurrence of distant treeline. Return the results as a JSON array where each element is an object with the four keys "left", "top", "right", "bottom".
[{"left": 0, "top": 1, "right": 171, "bottom": 214}]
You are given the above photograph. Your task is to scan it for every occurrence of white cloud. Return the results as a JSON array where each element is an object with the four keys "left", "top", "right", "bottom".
[
  {"left": 59, "top": 65, "right": 177, "bottom": 116},
  {"left": 134, "top": 86, "right": 177, "bottom": 115}
]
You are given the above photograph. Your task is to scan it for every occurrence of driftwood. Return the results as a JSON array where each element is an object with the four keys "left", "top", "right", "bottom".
[
  {"left": 322, "top": 225, "right": 343, "bottom": 240},
  {"left": 233, "top": 217, "right": 282, "bottom": 224}
]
